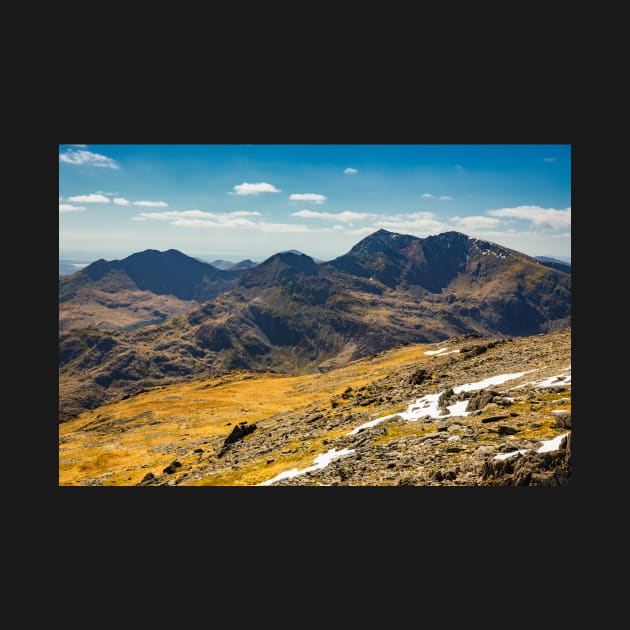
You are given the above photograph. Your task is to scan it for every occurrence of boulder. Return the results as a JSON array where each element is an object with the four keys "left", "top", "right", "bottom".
[
  {"left": 419, "top": 432, "right": 443, "bottom": 443},
  {"left": 438, "top": 388, "right": 455, "bottom": 409},
  {"left": 409, "top": 368, "right": 428, "bottom": 386},
  {"left": 481, "top": 414, "right": 511, "bottom": 424},
  {"left": 138, "top": 472, "right": 155, "bottom": 485},
  {"left": 466, "top": 389, "right": 498, "bottom": 412},
  {"left": 481, "top": 434, "right": 570, "bottom": 486},
  {"left": 218, "top": 422, "right": 257, "bottom": 457},
  {"left": 553, "top": 411, "right": 571, "bottom": 428},
  {"left": 163, "top": 460, "right": 182, "bottom": 474}
]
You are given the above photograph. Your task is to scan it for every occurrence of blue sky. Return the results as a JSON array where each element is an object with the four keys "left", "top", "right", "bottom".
[{"left": 59, "top": 144, "right": 571, "bottom": 263}]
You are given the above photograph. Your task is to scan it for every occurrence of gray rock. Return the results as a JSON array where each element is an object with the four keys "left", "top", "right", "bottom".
[
  {"left": 419, "top": 432, "right": 443, "bottom": 442},
  {"left": 474, "top": 445, "right": 495, "bottom": 457},
  {"left": 138, "top": 472, "right": 155, "bottom": 485},
  {"left": 553, "top": 411, "right": 571, "bottom": 428},
  {"left": 551, "top": 397, "right": 571, "bottom": 406},
  {"left": 498, "top": 425, "right": 519, "bottom": 435},
  {"left": 163, "top": 461, "right": 182, "bottom": 474},
  {"left": 466, "top": 389, "right": 497, "bottom": 412},
  {"left": 409, "top": 368, "right": 428, "bottom": 386},
  {"left": 438, "top": 388, "right": 455, "bottom": 409},
  {"left": 481, "top": 414, "right": 511, "bottom": 424}
]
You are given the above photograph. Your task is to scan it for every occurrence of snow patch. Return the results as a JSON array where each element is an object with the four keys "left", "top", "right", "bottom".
[
  {"left": 348, "top": 371, "right": 535, "bottom": 435},
  {"left": 512, "top": 369, "right": 571, "bottom": 390},
  {"left": 453, "top": 371, "right": 534, "bottom": 393},
  {"left": 424, "top": 347, "right": 460, "bottom": 356},
  {"left": 494, "top": 449, "right": 528, "bottom": 461},
  {"left": 537, "top": 432, "right": 570, "bottom": 453},
  {"left": 258, "top": 448, "right": 355, "bottom": 486},
  {"left": 492, "top": 431, "right": 570, "bottom": 460}
]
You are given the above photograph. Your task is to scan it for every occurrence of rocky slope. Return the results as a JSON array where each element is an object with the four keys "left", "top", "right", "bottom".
[
  {"left": 59, "top": 230, "right": 571, "bottom": 422},
  {"left": 59, "top": 327, "right": 571, "bottom": 486}
]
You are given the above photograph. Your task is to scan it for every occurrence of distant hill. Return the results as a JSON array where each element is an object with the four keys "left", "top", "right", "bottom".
[
  {"left": 535, "top": 256, "right": 571, "bottom": 274},
  {"left": 59, "top": 230, "right": 571, "bottom": 422},
  {"left": 59, "top": 249, "right": 244, "bottom": 332},
  {"left": 211, "top": 259, "right": 258, "bottom": 271},
  {"left": 231, "top": 259, "right": 258, "bottom": 271}
]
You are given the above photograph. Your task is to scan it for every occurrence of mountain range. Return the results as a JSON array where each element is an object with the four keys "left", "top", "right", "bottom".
[
  {"left": 534, "top": 256, "right": 571, "bottom": 274},
  {"left": 59, "top": 229, "right": 571, "bottom": 423}
]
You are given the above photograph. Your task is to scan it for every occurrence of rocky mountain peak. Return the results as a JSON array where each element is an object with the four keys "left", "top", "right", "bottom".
[{"left": 238, "top": 251, "right": 321, "bottom": 288}]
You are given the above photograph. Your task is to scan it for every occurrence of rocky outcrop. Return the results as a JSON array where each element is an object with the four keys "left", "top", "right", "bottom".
[
  {"left": 218, "top": 422, "right": 257, "bottom": 457},
  {"left": 466, "top": 389, "right": 498, "bottom": 412},
  {"left": 480, "top": 434, "right": 570, "bottom": 486}
]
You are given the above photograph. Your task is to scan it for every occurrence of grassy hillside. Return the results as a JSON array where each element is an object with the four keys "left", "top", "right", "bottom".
[{"left": 60, "top": 328, "right": 571, "bottom": 486}]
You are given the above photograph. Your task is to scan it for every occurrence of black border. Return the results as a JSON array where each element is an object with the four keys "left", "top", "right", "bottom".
[{"left": 53, "top": 98, "right": 578, "bottom": 565}]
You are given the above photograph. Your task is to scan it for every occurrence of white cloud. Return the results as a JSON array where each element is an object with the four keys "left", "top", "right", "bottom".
[
  {"left": 133, "top": 209, "right": 349, "bottom": 234},
  {"left": 292, "top": 210, "right": 373, "bottom": 222},
  {"left": 230, "top": 211, "right": 262, "bottom": 216},
  {"left": 257, "top": 223, "right": 315, "bottom": 233},
  {"left": 67, "top": 193, "right": 111, "bottom": 203},
  {"left": 374, "top": 211, "right": 449, "bottom": 234},
  {"left": 543, "top": 157, "right": 557, "bottom": 163},
  {"left": 59, "top": 204, "right": 86, "bottom": 213},
  {"left": 450, "top": 216, "right": 501, "bottom": 230},
  {"left": 289, "top": 193, "right": 328, "bottom": 204},
  {"left": 59, "top": 149, "right": 119, "bottom": 169},
  {"left": 132, "top": 200, "right": 169, "bottom": 207},
  {"left": 487, "top": 206, "right": 571, "bottom": 232},
  {"left": 69, "top": 144, "right": 88, "bottom": 148},
  {"left": 113, "top": 197, "right": 130, "bottom": 206},
  {"left": 422, "top": 193, "right": 453, "bottom": 201},
  {"left": 230, "top": 182, "right": 280, "bottom": 195},
  {"left": 344, "top": 168, "right": 358, "bottom": 175},
  {"left": 171, "top": 217, "right": 257, "bottom": 229},
  {"left": 132, "top": 209, "right": 259, "bottom": 229}
]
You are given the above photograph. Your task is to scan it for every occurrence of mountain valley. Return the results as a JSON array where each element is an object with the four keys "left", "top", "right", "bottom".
[{"left": 59, "top": 230, "right": 571, "bottom": 425}]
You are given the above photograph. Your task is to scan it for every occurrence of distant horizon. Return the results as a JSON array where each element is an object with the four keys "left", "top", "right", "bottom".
[
  {"left": 58, "top": 226, "right": 571, "bottom": 276},
  {"left": 60, "top": 144, "right": 571, "bottom": 263}
]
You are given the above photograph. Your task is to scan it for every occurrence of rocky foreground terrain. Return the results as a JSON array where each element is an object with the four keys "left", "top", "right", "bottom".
[{"left": 59, "top": 327, "right": 571, "bottom": 486}]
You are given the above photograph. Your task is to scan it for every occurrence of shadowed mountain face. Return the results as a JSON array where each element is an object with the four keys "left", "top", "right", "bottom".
[
  {"left": 59, "top": 230, "right": 571, "bottom": 422},
  {"left": 63, "top": 249, "right": 242, "bottom": 302},
  {"left": 329, "top": 229, "right": 470, "bottom": 292},
  {"left": 59, "top": 249, "right": 245, "bottom": 333}
]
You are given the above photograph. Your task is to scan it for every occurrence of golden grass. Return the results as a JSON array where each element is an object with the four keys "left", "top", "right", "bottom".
[
  {"left": 59, "top": 341, "right": 437, "bottom": 486},
  {"left": 185, "top": 427, "right": 351, "bottom": 486}
]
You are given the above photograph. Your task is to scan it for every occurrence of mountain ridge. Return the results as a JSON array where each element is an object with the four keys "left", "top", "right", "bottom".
[
  {"left": 59, "top": 248, "right": 245, "bottom": 333},
  {"left": 59, "top": 230, "right": 571, "bottom": 422}
]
